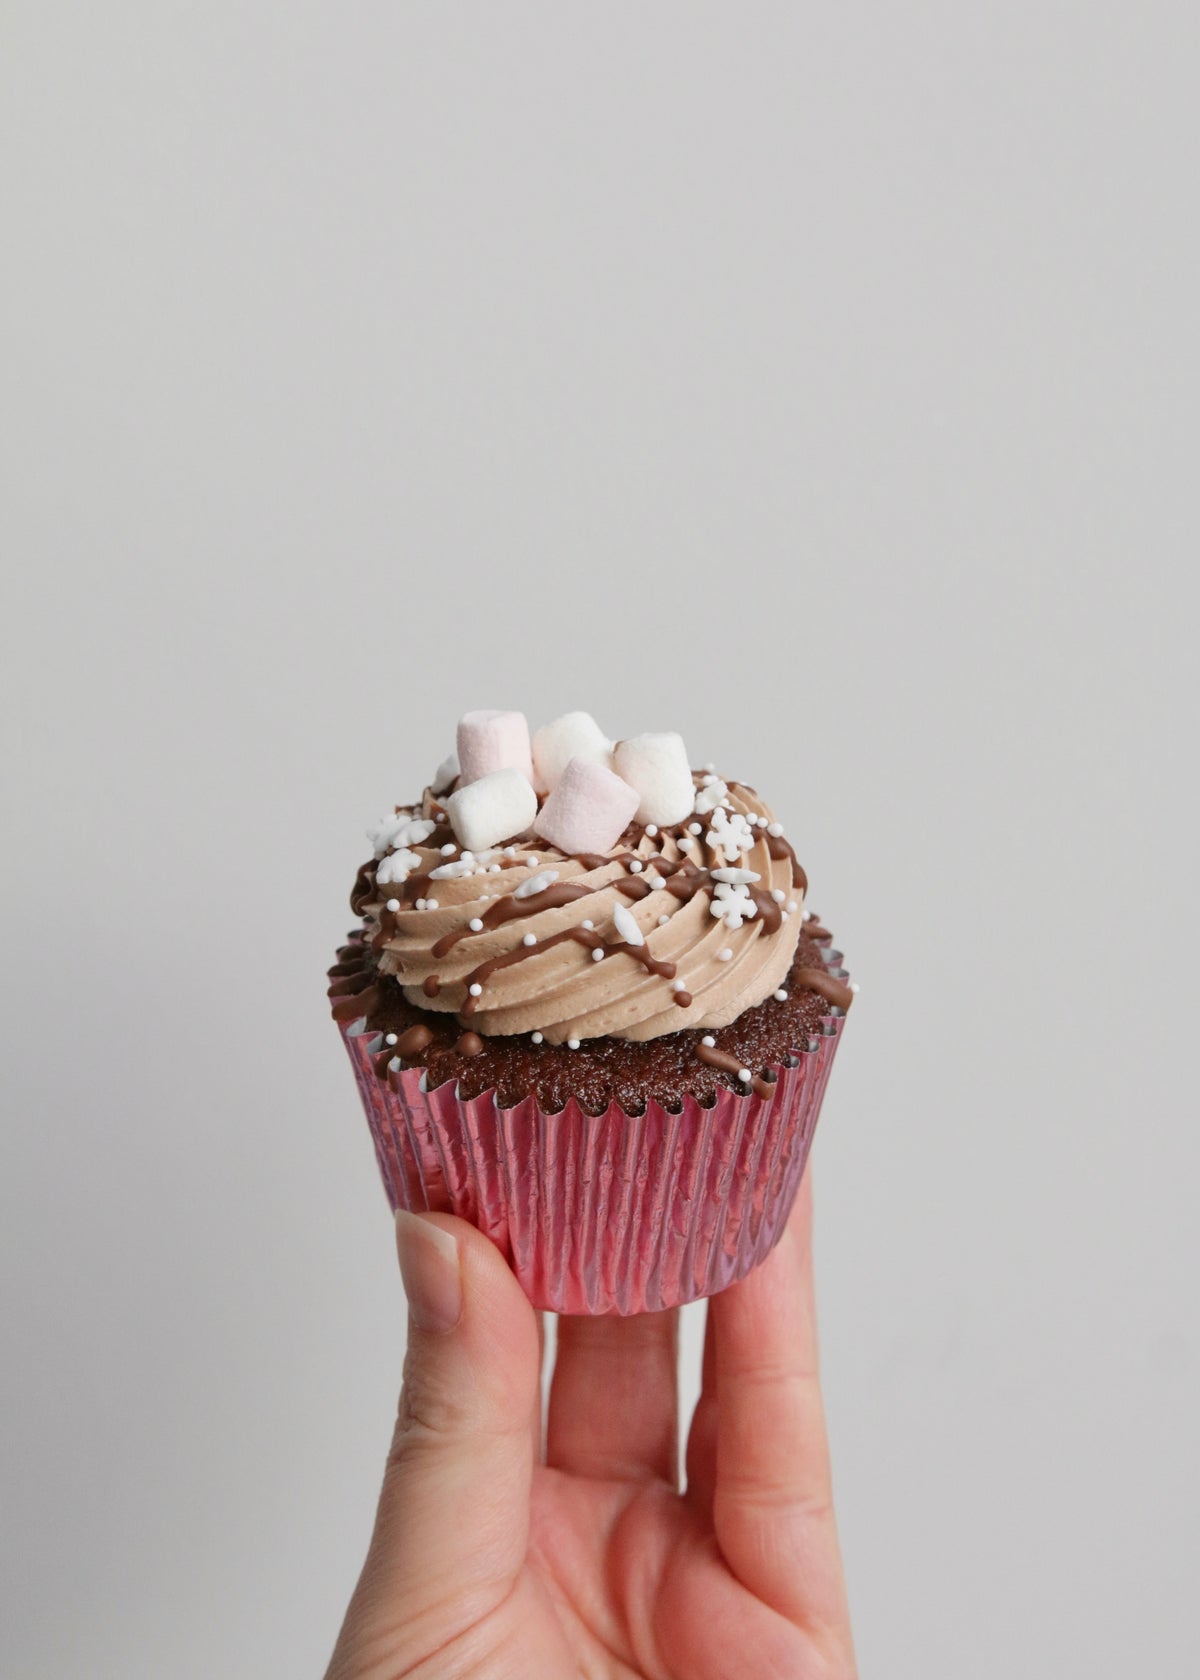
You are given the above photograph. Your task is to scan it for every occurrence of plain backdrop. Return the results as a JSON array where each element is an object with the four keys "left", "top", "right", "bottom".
[{"left": 2, "top": 5, "right": 1197, "bottom": 1677}]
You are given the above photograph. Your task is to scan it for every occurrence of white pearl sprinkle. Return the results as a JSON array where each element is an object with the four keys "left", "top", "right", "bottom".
[
  {"left": 703, "top": 762, "right": 715, "bottom": 772},
  {"left": 582, "top": 919, "right": 594, "bottom": 930},
  {"left": 468, "top": 917, "right": 484, "bottom": 932},
  {"left": 671, "top": 977, "right": 686, "bottom": 991},
  {"left": 804, "top": 909, "right": 813, "bottom": 920},
  {"left": 531, "top": 1031, "right": 543, "bottom": 1043},
  {"left": 781, "top": 910, "right": 790, "bottom": 921},
  {"left": 426, "top": 898, "right": 438, "bottom": 910},
  {"left": 680, "top": 835, "right": 695, "bottom": 848},
  {"left": 786, "top": 900, "right": 798, "bottom": 914},
  {"left": 468, "top": 983, "right": 482, "bottom": 997},
  {"left": 737, "top": 1068, "right": 752, "bottom": 1083},
  {"left": 414, "top": 898, "right": 426, "bottom": 911},
  {"left": 701, "top": 1035, "right": 716, "bottom": 1047},
  {"left": 718, "top": 947, "right": 733, "bottom": 961},
  {"left": 526, "top": 854, "right": 538, "bottom": 865},
  {"left": 849, "top": 981, "right": 860, "bottom": 993},
  {"left": 591, "top": 947, "right": 605, "bottom": 961},
  {"left": 440, "top": 842, "right": 456, "bottom": 856},
  {"left": 645, "top": 824, "right": 658, "bottom": 837},
  {"left": 629, "top": 859, "right": 644, "bottom": 873},
  {"left": 771, "top": 888, "right": 786, "bottom": 904},
  {"left": 688, "top": 822, "right": 702, "bottom": 836},
  {"left": 567, "top": 1038, "right": 581, "bottom": 1050},
  {"left": 386, "top": 898, "right": 400, "bottom": 912},
  {"left": 657, "top": 913, "right": 671, "bottom": 926},
  {"left": 774, "top": 989, "right": 788, "bottom": 1002},
  {"left": 385, "top": 1032, "right": 398, "bottom": 1046},
  {"left": 523, "top": 932, "right": 537, "bottom": 946},
  {"left": 505, "top": 846, "right": 517, "bottom": 857},
  {"left": 489, "top": 863, "right": 502, "bottom": 872},
  {"left": 767, "top": 821, "right": 783, "bottom": 838},
  {"left": 460, "top": 851, "right": 474, "bottom": 862}
]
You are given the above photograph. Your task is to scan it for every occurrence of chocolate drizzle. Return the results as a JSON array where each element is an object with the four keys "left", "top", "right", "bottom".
[{"left": 430, "top": 881, "right": 593, "bottom": 959}]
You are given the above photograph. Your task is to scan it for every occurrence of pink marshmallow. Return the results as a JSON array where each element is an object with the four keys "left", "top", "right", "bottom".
[
  {"left": 456, "top": 709, "right": 533, "bottom": 786},
  {"left": 534, "top": 756, "right": 640, "bottom": 856}
]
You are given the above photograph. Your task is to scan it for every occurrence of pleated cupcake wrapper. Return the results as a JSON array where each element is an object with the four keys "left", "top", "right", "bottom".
[{"left": 337, "top": 940, "right": 850, "bottom": 1315}]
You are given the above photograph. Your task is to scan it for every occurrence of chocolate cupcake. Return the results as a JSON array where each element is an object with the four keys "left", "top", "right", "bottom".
[{"left": 330, "top": 710, "right": 853, "bottom": 1314}]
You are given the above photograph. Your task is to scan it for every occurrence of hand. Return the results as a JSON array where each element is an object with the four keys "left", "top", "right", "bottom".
[{"left": 326, "top": 1173, "right": 856, "bottom": 1679}]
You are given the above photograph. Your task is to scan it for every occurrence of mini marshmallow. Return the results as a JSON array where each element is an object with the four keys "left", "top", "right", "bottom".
[
  {"left": 531, "top": 711, "right": 613, "bottom": 793},
  {"left": 456, "top": 710, "right": 533, "bottom": 787},
  {"left": 445, "top": 768, "right": 537, "bottom": 852},
  {"left": 534, "top": 756, "right": 640, "bottom": 856},
  {"left": 613, "top": 733, "right": 694, "bottom": 826}
]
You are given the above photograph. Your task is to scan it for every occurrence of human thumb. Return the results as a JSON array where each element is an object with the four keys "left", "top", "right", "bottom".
[{"left": 327, "top": 1211, "right": 540, "bottom": 1678}]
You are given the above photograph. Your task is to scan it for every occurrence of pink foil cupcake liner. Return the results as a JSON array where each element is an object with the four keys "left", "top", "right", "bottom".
[{"left": 336, "top": 943, "right": 849, "bottom": 1315}]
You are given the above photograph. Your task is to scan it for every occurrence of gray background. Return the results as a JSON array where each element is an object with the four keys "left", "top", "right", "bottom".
[{"left": 2, "top": 5, "right": 1196, "bottom": 1676}]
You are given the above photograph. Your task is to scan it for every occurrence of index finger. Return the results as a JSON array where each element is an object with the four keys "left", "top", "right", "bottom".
[{"left": 709, "top": 1171, "right": 852, "bottom": 1639}]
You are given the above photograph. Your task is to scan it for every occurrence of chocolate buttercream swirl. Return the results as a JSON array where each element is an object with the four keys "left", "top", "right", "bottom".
[{"left": 354, "top": 777, "right": 805, "bottom": 1046}]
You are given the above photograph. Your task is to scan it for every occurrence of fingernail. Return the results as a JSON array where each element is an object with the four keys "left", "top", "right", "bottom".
[{"left": 395, "top": 1211, "right": 462, "bottom": 1333}]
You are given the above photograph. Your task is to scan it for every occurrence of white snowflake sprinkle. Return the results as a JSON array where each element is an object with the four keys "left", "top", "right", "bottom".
[
  {"left": 613, "top": 903, "right": 644, "bottom": 946},
  {"left": 706, "top": 807, "right": 755, "bottom": 862},
  {"left": 709, "top": 882, "right": 759, "bottom": 929},
  {"left": 693, "top": 778, "right": 730, "bottom": 815},
  {"left": 376, "top": 847, "right": 422, "bottom": 885},
  {"left": 515, "top": 869, "right": 560, "bottom": 899}
]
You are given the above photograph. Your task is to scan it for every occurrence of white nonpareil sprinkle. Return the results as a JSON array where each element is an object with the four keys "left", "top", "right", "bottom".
[
  {"left": 786, "top": 900, "right": 798, "bottom": 914},
  {"left": 385, "top": 1032, "right": 398, "bottom": 1046},
  {"left": 376, "top": 847, "right": 422, "bottom": 885},
  {"left": 629, "top": 858, "right": 644, "bottom": 873},
  {"left": 505, "top": 846, "right": 518, "bottom": 857},
  {"left": 645, "top": 824, "right": 659, "bottom": 837},
  {"left": 612, "top": 903, "right": 644, "bottom": 946},
  {"left": 414, "top": 898, "right": 427, "bottom": 911},
  {"left": 515, "top": 868, "right": 559, "bottom": 899},
  {"left": 849, "top": 981, "right": 860, "bottom": 993},
  {"left": 767, "top": 821, "right": 784, "bottom": 838},
  {"left": 671, "top": 977, "right": 687, "bottom": 991},
  {"left": 426, "top": 898, "right": 439, "bottom": 910},
  {"left": 643, "top": 868, "right": 665, "bottom": 890},
  {"left": 737, "top": 1068, "right": 752, "bottom": 1083},
  {"left": 468, "top": 983, "right": 483, "bottom": 997},
  {"left": 657, "top": 913, "right": 671, "bottom": 926},
  {"left": 703, "top": 762, "right": 716, "bottom": 772},
  {"left": 680, "top": 834, "right": 696, "bottom": 848},
  {"left": 701, "top": 1035, "right": 716, "bottom": 1047},
  {"left": 711, "top": 866, "right": 761, "bottom": 884},
  {"left": 440, "top": 842, "right": 457, "bottom": 857},
  {"left": 709, "top": 882, "right": 758, "bottom": 929},
  {"left": 385, "top": 898, "right": 400, "bottom": 912},
  {"left": 781, "top": 910, "right": 790, "bottom": 921},
  {"left": 460, "top": 851, "right": 475, "bottom": 862},
  {"left": 522, "top": 932, "right": 537, "bottom": 946},
  {"left": 531, "top": 1031, "right": 544, "bottom": 1043},
  {"left": 489, "top": 863, "right": 502, "bottom": 872},
  {"left": 468, "top": 917, "right": 484, "bottom": 932},
  {"left": 591, "top": 947, "right": 605, "bottom": 961},
  {"left": 581, "top": 919, "right": 595, "bottom": 930},
  {"left": 687, "top": 821, "right": 703, "bottom": 836},
  {"left": 771, "top": 887, "right": 786, "bottom": 904},
  {"left": 774, "top": 989, "right": 788, "bottom": 1002},
  {"left": 567, "top": 1038, "right": 581, "bottom": 1050},
  {"left": 718, "top": 947, "right": 734, "bottom": 962}
]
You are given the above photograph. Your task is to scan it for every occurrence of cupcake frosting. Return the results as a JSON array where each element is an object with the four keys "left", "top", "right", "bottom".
[{"left": 351, "top": 716, "right": 809, "bottom": 1046}]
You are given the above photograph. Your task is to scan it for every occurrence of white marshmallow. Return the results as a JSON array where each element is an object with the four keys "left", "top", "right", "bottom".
[
  {"left": 456, "top": 710, "right": 533, "bottom": 786},
  {"left": 534, "top": 756, "right": 640, "bottom": 855},
  {"left": 613, "top": 732, "right": 694, "bottom": 826},
  {"left": 445, "top": 768, "right": 537, "bottom": 851},
  {"left": 531, "top": 711, "right": 613, "bottom": 792}
]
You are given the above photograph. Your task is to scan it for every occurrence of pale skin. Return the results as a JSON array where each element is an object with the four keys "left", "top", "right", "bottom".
[{"left": 326, "top": 1173, "right": 857, "bottom": 1680}]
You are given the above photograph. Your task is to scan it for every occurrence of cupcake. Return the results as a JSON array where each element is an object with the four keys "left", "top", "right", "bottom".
[{"left": 330, "top": 709, "right": 853, "bottom": 1314}]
